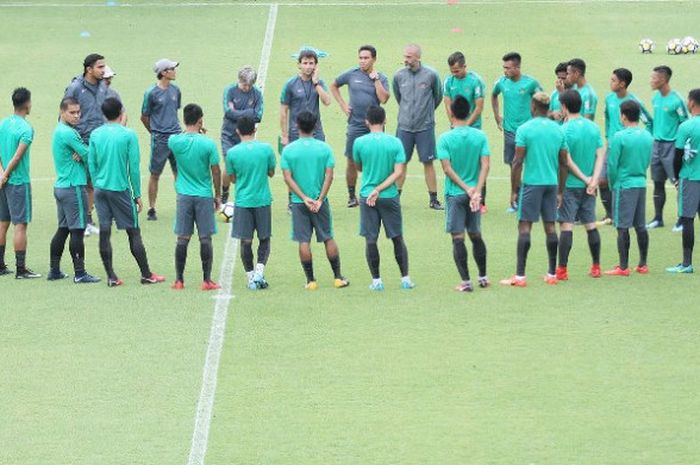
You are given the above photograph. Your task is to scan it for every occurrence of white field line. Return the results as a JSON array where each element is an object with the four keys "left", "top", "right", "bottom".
[{"left": 185, "top": 4, "right": 278, "bottom": 465}]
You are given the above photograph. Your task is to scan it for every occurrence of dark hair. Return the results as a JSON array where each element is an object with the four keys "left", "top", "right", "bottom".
[
  {"left": 620, "top": 99, "right": 640, "bottom": 122},
  {"left": 653, "top": 65, "right": 672, "bottom": 81},
  {"left": 296, "top": 110, "right": 317, "bottom": 133},
  {"left": 83, "top": 53, "right": 104, "bottom": 73},
  {"left": 12, "top": 87, "right": 31, "bottom": 109},
  {"left": 451, "top": 96, "right": 471, "bottom": 120},
  {"left": 568, "top": 58, "right": 586, "bottom": 75},
  {"left": 183, "top": 103, "right": 203, "bottom": 126},
  {"left": 613, "top": 68, "right": 633, "bottom": 87},
  {"left": 237, "top": 116, "right": 256, "bottom": 135},
  {"left": 555, "top": 62, "right": 568, "bottom": 75},
  {"left": 60, "top": 96, "right": 79, "bottom": 111},
  {"left": 365, "top": 106, "right": 386, "bottom": 125},
  {"left": 447, "top": 51, "right": 465, "bottom": 67},
  {"left": 298, "top": 49, "right": 318, "bottom": 64},
  {"left": 689, "top": 88, "right": 700, "bottom": 106},
  {"left": 101, "top": 97, "right": 122, "bottom": 121},
  {"left": 559, "top": 89, "right": 582, "bottom": 114},
  {"left": 502, "top": 52, "right": 521, "bottom": 64},
  {"left": 358, "top": 45, "right": 377, "bottom": 59}
]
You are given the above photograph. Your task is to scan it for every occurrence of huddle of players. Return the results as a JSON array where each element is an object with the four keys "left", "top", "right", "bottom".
[{"left": 1, "top": 48, "right": 700, "bottom": 290}]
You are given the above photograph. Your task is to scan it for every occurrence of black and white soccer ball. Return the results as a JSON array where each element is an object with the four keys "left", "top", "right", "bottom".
[
  {"left": 639, "top": 38, "right": 655, "bottom": 53},
  {"left": 681, "top": 36, "right": 699, "bottom": 54},
  {"left": 218, "top": 202, "right": 234, "bottom": 223},
  {"left": 666, "top": 38, "right": 683, "bottom": 55}
]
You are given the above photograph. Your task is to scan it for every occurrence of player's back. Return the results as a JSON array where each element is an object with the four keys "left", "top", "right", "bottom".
[{"left": 169, "top": 132, "right": 218, "bottom": 198}]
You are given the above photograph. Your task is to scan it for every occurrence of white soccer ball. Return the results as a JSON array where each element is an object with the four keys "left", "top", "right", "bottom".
[
  {"left": 682, "top": 36, "right": 699, "bottom": 54},
  {"left": 639, "top": 38, "right": 655, "bottom": 53},
  {"left": 218, "top": 202, "right": 234, "bottom": 223},
  {"left": 666, "top": 38, "right": 683, "bottom": 55}
]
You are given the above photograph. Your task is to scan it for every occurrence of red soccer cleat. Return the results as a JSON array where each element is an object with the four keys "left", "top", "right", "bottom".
[
  {"left": 171, "top": 280, "right": 185, "bottom": 290},
  {"left": 201, "top": 280, "right": 221, "bottom": 291},
  {"left": 555, "top": 266, "right": 568, "bottom": 281},
  {"left": 604, "top": 266, "right": 630, "bottom": 276},
  {"left": 499, "top": 276, "right": 527, "bottom": 287},
  {"left": 141, "top": 272, "right": 166, "bottom": 284},
  {"left": 634, "top": 265, "right": 649, "bottom": 274},
  {"left": 543, "top": 274, "right": 558, "bottom": 285},
  {"left": 589, "top": 264, "right": 601, "bottom": 278}
]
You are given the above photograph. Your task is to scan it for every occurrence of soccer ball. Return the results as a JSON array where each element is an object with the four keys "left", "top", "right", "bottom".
[
  {"left": 666, "top": 38, "right": 683, "bottom": 55},
  {"left": 218, "top": 202, "right": 234, "bottom": 223},
  {"left": 639, "top": 38, "right": 654, "bottom": 53},
  {"left": 681, "top": 36, "right": 699, "bottom": 54}
]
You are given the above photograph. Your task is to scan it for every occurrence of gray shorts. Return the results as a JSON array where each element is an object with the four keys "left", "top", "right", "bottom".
[
  {"left": 231, "top": 205, "right": 272, "bottom": 240},
  {"left": 94, "top": 188, "right": 139, "bottom": 230},
  {"left": 150, "top": 132, "right": 178, "bottom": 176},
  {"left": 221, "top": 133, "right": 240, "bottom": 159},
  {"left": 54, "top": 186, "right": 88, "bottom": 230},
  {"left": 651, "top": 140, "right": 676, "bottom": 182},
  {"left": 359, "top": 196, "right": 403, "bottom": 242},
  {"left": 518, "top": 185, "right": 557, "bottom": 223},
  {"left": 557, "top": 188, "right": 596, "bottom": 224},
  {"left": 613, "top": 187, "right": 646, "bottom": 229},
  {"left": 345, "top": 125, "right": 369, "bottom": 158},
  {"left": 679, "top": 179, "right": 700, "bottom": 219},
  {"left": 445, "top": 194, "right": 481, "bottom": 234},
  {"left": 290, "top": 200, "right": 333, "bottom": 243},
  {"left": 397, "top": 126, "right": 436, "bottom": 163},
  {"left": 174, "top": 194, "right": 217, "bottom": 237},
  {"left": 600, "top": 147, "right": 609, "bottom": 180},
  {"left": 503, "top": 130, "right": 516, "bottom": 165},
  {"left": 0, "top": 183, "right": 31, "bottom": 224}
]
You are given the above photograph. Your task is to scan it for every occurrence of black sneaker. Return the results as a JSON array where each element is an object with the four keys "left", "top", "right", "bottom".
[
  {"left": 16, "top": 268, "right": 42, "bottom": 279},
  {"left": 429, "top": 199, "right": 444, "bottom": 210},
  {"left": 74, "top": 272, "right": 101, "bottom": 284},
  {"left": 147, "top": 208, "right": 157, "bottom": 221},
  {"left": 47, "top": 270, "right": 69, "bottom": 281},
  {"left": 0, "top": 265, "right": 12, "bottom": 276},
  {"left": 347, "top": 197, "right": 359, "bottom": 208}
]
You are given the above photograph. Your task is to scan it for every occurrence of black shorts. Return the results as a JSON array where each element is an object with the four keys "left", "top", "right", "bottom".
[
  {"left": 651, "top": 140, "right": 676, "bottom": 183},
  {"left": 359, "top": 196, "right": 403, "bottom": 242},
  {"left": 290, "top": 200, "right": 333, "bottom": 243},
  {"left": 679, "top": 179, "right": 700, "bottom": 219},
  {"left": 174, "top": 194, "right": 217, "bottom": 237},
  {"left": 94, "top": 188, "right": 139, "bottom": 230},
  {"left": 0, "top": 183, "right": 31, "bottom": 224},
  {"left": 518, "top": 185, "right": 557, "bottom": 223},
  {"left": 231, "top": 205, "right": 272, "bottom": 240},
  {"left": 503, "top": 130, "right": 515, "bottom": 165},
  {"left": 557, "top": 188, "right": 596, "bottom": 224},
  {"left": 613, "top": 187, "right": 646, "bottom": 229},
  {"left": 150, "top": 132, "right": 178, "bottom": 175},
  {"left": 397, "top": 126, "right": 436, "bottom": 163},
  {"left": 445, "top": 194, "right": 480, "bottom": 234},
  {"left": 345, "top": 126, "right": 369, "bottom": 159}
]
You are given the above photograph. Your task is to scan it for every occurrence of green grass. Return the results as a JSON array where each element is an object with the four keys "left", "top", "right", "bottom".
[{"left": 2, "top": 1, "right": 700, "bottom": 464}]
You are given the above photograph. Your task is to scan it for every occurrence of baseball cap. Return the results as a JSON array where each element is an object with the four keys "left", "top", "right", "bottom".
[
  {"left": 153, "top": 58, "right": 179, "bottom": 74},
  {"left": 103, "top": 65, "right": 116, "bottom": 78}
]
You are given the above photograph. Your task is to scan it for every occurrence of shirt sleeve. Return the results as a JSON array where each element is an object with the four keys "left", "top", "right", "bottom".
[
  {"left": 225, "top": 150, "right": 235, "bottom": 175},
  {"left": 675, "top": 122, "right": 688, "bottom": 149},
  {"left": 395, "top": 138, "right": 407, "bottom": 164},
  {"left": 678, "top": 96, "right": 689, "bottom": 122},
  {"left": 280, "top": 80, "right": 292, "bottom": 105},
  {"left": 492, "top": 79, "right": 502, "bottom": 97},
  {"left": 20, "top": 125, "right": 33, "bottom": 146},
  {"left": 480, "top": 132, "right": 491, "bottom": 156},
  {"left": 334, "top": 70, "right": 351, "bottom": 87},
  {"left": 280, "top": 150, "right": 290, "bottom": 170},
  {"left": 176, "top": 87, "right": 182, "bottom": 110},
  {"left": 68, "top": 129, "right": 89, "bottom": 159},
  {"left": 209, "top": 141, "right": 219, "bottom": 166},
  {"left": 443, "top": 77, "right": 451, "bottom": 98},
  {"left": 378, "top": 73, "right": 390, "bottom": 93},
  {"left": 474, "top": 77, "right": 485, "bottom": 100},
  {"left": 141, "top": 88, "right": 152, "bottom": 116},
  {"left": 352, "top": 138, "right": 362, "bottom": 164},
  {"left": 87, "top": 138, "right": 97, "bottom": 182},
  {"left": 436, "top": 134, "right": 449, "bottom": 161},
  {"left": 532, "top": 79, "right": 543, "bottom": 93},
  {"left": 432, "top": 71, "right": 443, "bottom": 109},
  {"left": 128, "top": 132, "right": 142, "bottom": 198},
  {"left": 595, "top": 127, "right": 604, "bottom": 149},
  {"left": 325, "top": 145, "right": 335, "bottom": 169},
  {"left": 318, "top": 79, "right": 329, "bottom": 92},
  {"left": 392, "top": 73, "right": 401, "bottom": 104},
  {"left": 254, "top": 88, "right": 264, "bottom": 123},
  {"left": 515, "top": 126, "right": 526, "bottom": 148}
]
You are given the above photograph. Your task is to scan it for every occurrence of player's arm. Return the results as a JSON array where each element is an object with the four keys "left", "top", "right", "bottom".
[
  {"left": 87, "top": 140, "right": 98, "bottom": 183},
  {"left": 558, "top": 148, "right": 568, "bottom": 194},
  {"left": 440, "top": 159, "right": 471, "bottom": 195},
  {"left": 639, "top": 100, "right": 654, "bottom": 134},
  {"left": 283, "top": 169, "right": 315, "bottom": 211},
  {"left": 374, "top": 75, "right": 390, "bottom": 104},
  {"left": 491, "top": 88, "right": 502, "bottom": 131},
  {"left": 392, "top": 74, "right": 401, "bottom": 105},
  {"left": 444, "top": 96, "right": 454, "bottom": 124},
  {"left": 317, "top": 167, "right": 334, "bottom": 204},
  {"left": 68, "top": 132, "right": 89, "bottom": 162},
  {"left": 432, "top": 73, "right": 443, "bottom": 109},
  {"left": 267, "top": 148, "right": 276, "bottom": 178},
  {"left": 511, "top": 146, "right": 525, "bottom": 204},
  {"left": 607, "top": 138, "right": 621, "bottom": 188},
  {"left": 280, "top": 103, "right": 290, "bottom": 146},
  {"left": 314, "top": 77, "right": 331, "bottom": 106},
  {"left": 253, "top": 89, "right": 264, "bottom": 123},
  {"left": 465, "top": 97, "right": 484, "bottom": 127},
  {"left": 329, "top": 80, "right": 350, "bottom": 116},
  {"left": 673, "top": 148, "right": 684, "bottom": 183},
  {"left": 211, "top": 163, "right": 222, "bottom": 210},
  {"left": 140, "top": 90, "right": 152, "bottom": 133},
  {"left": 474, "top": 155, "right": 490, "bottom": 197},
  {"left": 588, "top": 146, "right": 605, "bottom": 194},
  {"left": 0, "top": 142, "right": 29, "bottom": 187}
]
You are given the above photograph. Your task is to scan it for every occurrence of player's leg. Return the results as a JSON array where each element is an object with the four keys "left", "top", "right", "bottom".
[
  {"left": 541, "top": 186, "right": 559, "bottom": 282},
  {"left": 48, "top": 188, "right": 70, "bottom": 280},
  {"left": 416, "top": 127, "right": 442, "bottom": 210},
  {"left": 62, "top": 186, "right": 99, "bottom": 283},
  {"left": 503, "top": 131, "right": 517, "bottom": 212},
  {"left": 94, "top": 188, "right": 118, "bottom": 285},
  {"left": 465, "top": 181, "right": 487, "bottom": 285},
  {"left": 669, "top": 180, "right": 699, "bottom": 272},
  {"left": 291, "top": 203, "right": 316, "bottom": 288},
  {"left": 597, "top": 149, "right": 612, "bottom": 224},
  {"left": 126, "top": 228, "right": 163, "bottom": 284},
  {"left": 380, "top": 196, "right": 412, "bottom": 288},
  {"left": 556, "top": 189, "right": 577, "bottom": 280},
  {"left": 299, "top": 242, "right": 316, "bottom": 288},
  {"left": 360, "top": 199, "right": 382, "bottom": 290},
  {"left": 446, "top": 194, "right": 471, "bottom": 290},
  {"left": 240, "top": 239, "right": 255, "bottom": 285},
  {"left": 232, "top": 206, "right": 257, "bottom": 289},
  {"left": 84, "top": 177, "right": 99, "bottom": 236},
  {"left": 315, "top": 201, "right": 348, "bottom": 287},
  {"left": 7, "top": 184, "right": 39, "bottom": 278},
  {"left": 194, "top": 196, "right": 219, "bottom": 290},
  {"left": 253, "top": 206, "right": 272, "bottom": 288},
  {"left": 633, "top": 188, "right": 649, "bottom": 272},
  {"left": 344, "top": 129, "right": 363, "bottom": 207},
  {"left": 0, "top": 220, "right": 9, "bottom": 274},
  {"left": 648, "top": 141, "right": 666, "bottom": 228},
  {"left": 517, "top": 221, "right": 532, "bottom": 278},
  {"left": 606, "top": 188, "right": 631, "bottom": 275},
  {"left": 174, "top": 235, "right": 190, "bottom": 288},
  {"left": 220, "top": 136, "right": 234, "bottom": 204},
  {"left": 172, "top": 194, "right": 195, "bottom": 288},
  {"left": 395, "top": 128, "right": 415, "bottom": 192},
  {"left": 147, "top": 133, "right": 169, "bottom": 220}
]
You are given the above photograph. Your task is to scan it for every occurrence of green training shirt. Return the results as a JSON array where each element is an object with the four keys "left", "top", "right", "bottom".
[
  {"left": 168, "top": 133, "right": 219, "bottom": 198},
  {"left": 225, "top": 140, "right": 276, "bottom": 208},
  {"left": 52, "top": 122, "right": 89, "bottom": 188},
  {"left": 604, "top": 92, "right": 653, "bottom": 140},
  {"left": 676, "top": 115, "right": 700, "bottom": 181},
  {"left": 88, "top": 123, "right": 141, "bottom": 198},
  {"left": 443, "top": 71, "right": 486, "bottom": 129},
  {"left": 562, "top": 117, "right": 603, "bottom": 188},
  {"left": 607, "top": 126, "right": 653, "bottom": 189},
  {"left": 549, "top": 89, "right": 563, "bottom": 125},
  {"left": 281, "top": 136, "right": 335, "bottom": 203},
  {"left": 0, "top": 114, "right": 33, "bottom": 185},
  {"left": 652, "top": 90, "right": 688, "bottom": 142},
  {"left": 515, "top": 116, "right": 566, "bottom": 186},
  {"left": 436, "top": 125, "right": 490, "bottom": 196},
  {"left": 492, "top": 74, "right": 542, "bottom": 133},
  {"left": 574, "top": 83, "right": 598, "bottom": 120},
  {"left": 352, "top": 132, "right": 405, "bottom": 199}
]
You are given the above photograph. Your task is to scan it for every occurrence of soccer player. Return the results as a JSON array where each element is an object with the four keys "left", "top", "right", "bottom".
[
  {"left": 500, "top": 92, "right": 567, "bottom": 287},
  {"left": 330, "top": 45, "right": 390, "bottom": 208},
  {"left": 437, "top": 96, "right": 490, "bottom": 291},
  {"left": 220, "top": 65, "right": 263, "bottom": 204},
  {"left": 548, "top": 62, "right": 570, "bottom": 124},
  {"left": 88, "top": 98, "right": 165, "bottom": 287},
  {"left": 353, "top": 106, "right": 415, "bottom": 291},
  {"left": 0, "top": 87, "right": 40, "bottom": 278},
  {"left": 666, "top": 88, "right": 700, "bottom": 273},
  {"left": 393, "top": 44, "right": 443, "bottom": 210},
  {"left": 281, "top": 111, "right": 349, "bottom": 290},
  {"left": 598, "top": 68, "right": 653, "bottom": 225},
  {"left": 491, "top": 52, "right": 542, "bottom": 213},
  {"left": 566, "top": 58, "right": 598, "bottom": 120},
  {"left": 168, "top": 104, "right": 221, "bottom": 290},
  {"left": 555, "top": 90, "right": 605, "bottom": 280},
  {"left": 49, "top": 97, "right": 100, "bottom": 283},
  {"left": 103, "top": 65, "right": 127, "bottom": 125},
  {"left": 605, "top": 100, "right": 653, "bottom": 276},
  {"left": 141, "top": 58, "right": 181, "bottom": 221},
  {"left": 226, "top": 116, "right": 275, "bottom": 290},
  {"left": 646, "top": 65, "right": 688, "bottom": 230}
]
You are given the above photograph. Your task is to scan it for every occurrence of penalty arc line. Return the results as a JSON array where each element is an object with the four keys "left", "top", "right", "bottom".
[{"left": 185, "top": 4, "right": 278, "bottom": 465}]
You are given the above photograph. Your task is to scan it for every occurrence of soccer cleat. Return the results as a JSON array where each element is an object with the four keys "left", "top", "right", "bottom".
[
  {"left": 0, "top": 265, "right": 12, "bottom": 276},
  {"left": 347, "top": 197, "right": 359, "bottom": 208},
  {"left": 672, "top": 223, "right": 684, "bottom": 233},
  {"left": 645, "top": 219, "right": 663, "bottom": 229},
  {"left": 107, "top": 277, "right": 124, "bottom": 287},
  {"left": 634, "top": 265, "right": 649, "bottom": 274},
  {"left": 499, "top": 276, "right": 527, "bottom": 287},
  {"left": 334, "top": 277, "right": 350, "bottom": 288},
  {"left": 604, "top": 266, "right": 630, "bottom": 276},
  {"left": 666, "top": 263, "right": 694, "bottom": 274},
  {"left": 202, "top": 280, "right": 221, "bottom": 291},
  {"left": 596, "top": 216, "right": 612, "bottom": 226},
  {"left": 368, "top": 281, "right": 384, "bottom": 291},
  {"left": 589, "top": 264, "right": 602, "bottom": 278},
  {"left": 505, "top": 205, "right": 517, "bottom": 214},
  {"left": 480, "top": 204, "right": 488, "bottom": 214},
  {"left": 400, "top": 279, "right": 416, "bottom": 289},
  {"left": 555, "top": 266, "right": 568, "bottom": 281},
  {"left": 15, "top": 268, "right": 42, "bottom": 279},
  {"left": 171, "top": 280, "right": 185, "bottom": 290},
  {"left": 74, "top": 272, "right": 101, "bottom": 284},
  {"left": 478, "top": 276, "right": 490, "bottom": 288},
  {"left": 253, "top": 273, "right": 269, "bottom": 289},
  {"left": 544, "top": 274, "right": 558, "bottom": 285},
  {"left": 147, "top": 208, "right": 157, "bottom": 221},
  {"left": 304, "top": 280, "right": 319, "bottom": 290},
  {"left": 141, "top": 272, "right": 165, "bottom": 284},
  {"left": 455, "top": 281, "right": 474, "bottom": 292},
  {"left": 83, "top": 223, "right": 100, "bottom": 237},
  {"left": 429, "top": 199, "right": 444, "bottom": 210},
  {"left": 247, "top": 279, "right": 258, "bottom": 290},
  {"left": 46, "top": 270, "right": 69, "bottom": 281}
]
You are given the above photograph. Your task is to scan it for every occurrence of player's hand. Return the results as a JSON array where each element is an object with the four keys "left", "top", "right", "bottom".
[
  {"left": 673, "top": 178, "right": 680, "bottom": 189},
  {"left": 304, "top": 197, "right": 316, "bottom": 212},
  {"left": 495, "top": 115, "right": 503, "bottom": 131},
  {"left": 557, "top": 192, "right": 563, "bottom": 208},
  {"left": 366, "top": 189, "right": 379, "bottom": 207},
  {"left": 134, "top": 197, "right": 143, "bottom": 213},
  {"left": 555, "top": 78, "right": 565, "bottom": 93},
  {"left": 469, "top": 194, "right": 481, "bottom": 212},
  {"left": 511, "top": 191, "right": 518, "bottom": 207},
  {"left": 312, "top": 67, "right": 320, "bottom": 83},
  {"left": 199, "top": 126, "right": 207, "bottom": 134},
  {"left": 281, "top": 134, "right": 289, "bottom": 146},
  {"left": 550, "top": 110, "right": 563, "bottom": 121},
  {"left": 72, "top": 152, "right": 82, "bottom": 162},
  {"left": 228, "top": 101, "right": 235, "bottom": 111},
  {"left": 368, "top": 71, "right": 379, "bottom": 81},
  {"left": 0, "top": 175, "right": 6, "bottom": 188},
  {"left": 342, "top": 104, "right": 351, "bottom": 117},
  {"left": 214, "top": 198, "right": 222, "bottom": 212}
]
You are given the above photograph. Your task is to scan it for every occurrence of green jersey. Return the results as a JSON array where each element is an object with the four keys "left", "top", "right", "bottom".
[
  {"left": 52, "top": 122, "right": 89, "bottom": 188},
  {"left": 604, "top": 92, "right": 653, "bottom": 140},
  {"left": 225, "top": 140, "right": 276, "bottom": 207},
  {"left": 515, "top": 116, "right": 566, "bottom": 185},
  {"left": 574, "top": 83, "right": 598, "bottom": 120},
  {"left": 652, "top": 90, "right": 688, "bottom": 141},
  {"left": 549, "top": 89, "right": 563, "bottom": 125},
  {"left": 352, "top": 132, "right": 405, "bottom": 199},
  {"left": 88, "top": 123, "right": 141, "bottom": 198},
  {"left": 281, "top": 136, "right": 335, "bottom": 203},
  {"left": 607, "top": 126, "right": 653, "bottom": 189},
  {"left": 0, "top": 114, "right": 33, "bottom": 185},
  {"left": 168, "top": 133, "right": 219, "bottom": 198},
  {"left": 492, "top": 74, "right": 542, "bottom": 133},
  {"left": 436, "top": 125, "right": 490, "bottom": 196},
  {"left": 675, "top": 115, "right": 700, "bottom": 181},
  {"left": 443, "top": 71, "right": 486, "bottom": 129},
  {"left": 562, "top": 117, "right": 603, "bottom": 188}
]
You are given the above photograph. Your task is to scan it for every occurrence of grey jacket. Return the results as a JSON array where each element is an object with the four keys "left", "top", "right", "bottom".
[{"left": 392, "top": 64, "right": 442, "bottom": 132}]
